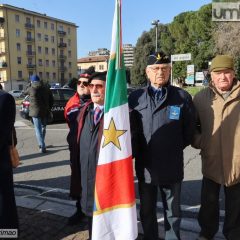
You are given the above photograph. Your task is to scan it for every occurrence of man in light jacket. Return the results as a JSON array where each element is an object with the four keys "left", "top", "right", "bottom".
[{"left": 192, "top": 55, "right": 240, "bottom": 240}]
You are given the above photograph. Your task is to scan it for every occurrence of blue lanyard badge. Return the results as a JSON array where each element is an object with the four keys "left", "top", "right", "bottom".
[{"left": 169, "top": 106, "right": 180, "bottom": 120}]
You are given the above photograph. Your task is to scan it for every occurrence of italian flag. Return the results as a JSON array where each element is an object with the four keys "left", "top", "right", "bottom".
[{"left": 92, "top": 0, "right": 138, "bottom": 239}]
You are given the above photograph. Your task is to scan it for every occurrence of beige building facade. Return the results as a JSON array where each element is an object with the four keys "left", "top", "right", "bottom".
[
  {"left": 0, "top": 4, "right": 78, "bottom": 91},
  {"left": 77, "top": 55, "right": 109, "bottom": 74}
]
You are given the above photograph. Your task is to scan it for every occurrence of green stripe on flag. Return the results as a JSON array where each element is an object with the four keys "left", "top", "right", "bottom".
[{"left": 104, "top": 57, "right": 128, "bottom": 113}]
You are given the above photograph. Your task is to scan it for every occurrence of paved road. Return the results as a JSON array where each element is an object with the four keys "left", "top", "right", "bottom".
[{"left": 14, "top": 109, "right": 225, "bottom": 213}]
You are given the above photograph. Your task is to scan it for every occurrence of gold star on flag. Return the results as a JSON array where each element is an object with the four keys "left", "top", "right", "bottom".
[{"left": 102, "top": 118, "right": 127, "bottom": 150}]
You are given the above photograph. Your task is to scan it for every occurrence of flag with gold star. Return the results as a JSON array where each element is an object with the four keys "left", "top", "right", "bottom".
[{"left": 92, "top": 0, "right": 138, "bottom": 239}]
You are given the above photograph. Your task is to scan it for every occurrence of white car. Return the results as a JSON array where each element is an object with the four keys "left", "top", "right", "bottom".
[{"left": 8, "top": 90, "right": 23, "bottom": 98}]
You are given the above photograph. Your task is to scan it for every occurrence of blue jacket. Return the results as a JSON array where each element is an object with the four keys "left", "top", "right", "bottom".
[{"left": 128, "top": 84, "right": 195, "bottom": 184}]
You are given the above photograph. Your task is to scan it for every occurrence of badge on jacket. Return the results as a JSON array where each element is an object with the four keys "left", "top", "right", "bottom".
[{"left": 169, "top": 106, "right": 180, "bottom": 120}]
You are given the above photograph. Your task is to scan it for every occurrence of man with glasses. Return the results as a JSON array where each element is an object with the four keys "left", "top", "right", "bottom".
[
  {"left": 64, "top": 66, "right": 95, "bottom": 226},
  {"left": 129, "top": 52, "right": 195, "bottom": 240},
  {"left": 71, "top": 71, "right": 106, "bottom": 238}
]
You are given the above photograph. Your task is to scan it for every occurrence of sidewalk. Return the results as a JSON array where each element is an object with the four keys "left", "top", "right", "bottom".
[{"left": 15, "top": 184, "right": 225, "bottom": 240}]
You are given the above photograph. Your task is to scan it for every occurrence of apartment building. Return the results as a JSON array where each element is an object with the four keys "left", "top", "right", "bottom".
[
  {"left": 0, "top": 4, "right": 77, "bottom": 91},
  {"left": 123, "top": 44, "right": 134, "bottom": 68}
]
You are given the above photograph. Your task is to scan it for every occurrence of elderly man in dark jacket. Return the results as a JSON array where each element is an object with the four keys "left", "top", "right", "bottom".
[
  {"left": 70, "top": 71, "right": 106, "bottom": 239},
  {"left": 25, "top": 75, "right": 53, "bottom": 153},
  {"left": 0, "top": 90, "right": 18, "bottom": 231},
  {"left": 128, "top": 52, "right": 195, "bottom": 240}
]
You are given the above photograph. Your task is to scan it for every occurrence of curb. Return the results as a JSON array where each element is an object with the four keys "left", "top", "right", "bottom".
[{"left": 14, "top": 184, "right": 225, "bottom": 239}]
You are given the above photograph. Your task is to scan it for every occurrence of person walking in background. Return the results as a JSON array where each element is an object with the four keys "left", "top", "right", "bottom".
[
  {"left": 24, "top": 74, "right": 53, "bottom": 153},
  {"left": 128, "top": 52, "right": 195, "bottom": 240},
  {"left": 64, "top": 66, "right": 95, "bottom": 226},
  {"left": 0, "top": 89, "right": 18, "bottom": 231},
  {"left": 70, "top": 71, "right": 106, "bottom": 239},
  {"left": 192, "top": 55, "right": 240, "bottom": 240}
]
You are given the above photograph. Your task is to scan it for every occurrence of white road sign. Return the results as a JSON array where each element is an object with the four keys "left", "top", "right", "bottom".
[{"left": 171, "top": 53, "right": 191, "bottom": 62}]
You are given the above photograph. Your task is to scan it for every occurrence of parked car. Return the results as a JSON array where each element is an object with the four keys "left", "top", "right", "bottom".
[
  {"left": 8, "top": 90, "right": 24, "bottom": 98},
  {"left": 19, "top": 88, "right": 75, "bottom": 122}
]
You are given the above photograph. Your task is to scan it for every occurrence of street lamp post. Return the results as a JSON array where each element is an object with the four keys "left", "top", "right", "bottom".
[{"left": 151, "top": 20, "right": 160, "bottom": 52}]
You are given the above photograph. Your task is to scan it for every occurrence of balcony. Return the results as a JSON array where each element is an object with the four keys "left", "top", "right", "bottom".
[
  {"left": 25, "top": 37, "right": 35, "bottom": 42},
  {"left": 58, "top": 54, "right": 66, "bottom": 60},
  {"left": 27, "top": 64, "right": 36, "bottom": 69},
  {"left": 58, "top": 66, "right": 67, "bottom": 72},
  {"left": 57, "top": 30, "right": 66, "bottom": 36},
  {"left": 0, "top": 62, "right": 7, "bottom": 68},
  {"left": 26, "top": 51, "right": 36, "bottom": 56},
  {"left": 25, "top": 23, "right": 35, "bottom": 29},
  {"left": 58, "top": 43, "right": 67, "bottom": 48}
]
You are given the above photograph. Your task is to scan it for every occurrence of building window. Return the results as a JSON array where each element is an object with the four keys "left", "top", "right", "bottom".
[
  {"left": 53, "top": 72, "right": 56, "bottom": 80},
  {"left": 18, "top": 71, "right": 22, "bottom": 79},
  {"left": 16, "top": 29, "right": 20, "bottom": 37},
  {"left": 26, "top": 17, "right": 31, "bottom": 24},
  {"left": 44, "top": 35, "right": 48, "bottom": 42},
  {"left": 69, "top": 73, "right": 72, "bottom": 79},
  {"left": 99, "top": 65, "right": 104, "bottom": 70},
  {"left": 59, "top": 25, "right": 63, "bottom": 31},
  {"left": 68, "top": 27, "right": 70, "bottom": 34},
  {"left": 52, "top": 60, "right": 56, "bottom": 67},
  {"left": 38, "top": 59, "right": 43, "bottom": 66},
  {"left": 51, "top": 36, "right": 54, "bottom": 43},
  {"left": 51, "top": 23, "right": 54, "bottom": 30},
  {"left": 27, "top": 58, "right": 32, "bottom": 65},
  {"left": 37, "top": 33, "right": 41, "bottom": 41},
  {"left": 15, "top": 15, "right": 20, "bottom": 22},
  {"left": 39, "top": 72, "right": 43, "bottom": 79},
  {"left": 38, "top": 46, "right": 42, "bottom": 54},
  {"left": 51, "top": 48, "right": 55, "bottom": 55},
  {"left": 46, "top": 72, "right": 50, "bottom": 79},
  {"left": 68, "top": 62, "right": 72, "bottom": 68},
  {"left": 17, "top": 57, "right": 21, "bottom": 64},
  {"left": 46, "top": 60, "right": 49, "bottom": 67},
  {"left": 37, "top": 20, "right": 41, "bottom": 28},
  {"left": 45, "top": 47, "right": 48, "bottom": 55},
  {"left": 44, "top": 22, "right": 48, "bottom": 29},
  {"left": 68, "top": 39, "right": 71, "bottom": 47},
  {"left": 16, "top": 43, "right": 21, "bottom": 51},
  {"left": 68, "top": 50, "right": 71, "bottom": 57}
]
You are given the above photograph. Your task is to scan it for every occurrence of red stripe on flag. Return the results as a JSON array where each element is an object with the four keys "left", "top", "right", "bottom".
[{"left": 95, "top": 156, "right": 135, "bottom": 210}]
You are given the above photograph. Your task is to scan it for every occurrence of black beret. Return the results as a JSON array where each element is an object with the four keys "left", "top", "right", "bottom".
[
  {"left": 147, "top": 51, "right": 170, "bottom": 65},
  {"left": 89, "top": 71, "right": 107, "bottom": 82},
  {"left": 79, "top": 66, "right": 95, "bottom": 79}
]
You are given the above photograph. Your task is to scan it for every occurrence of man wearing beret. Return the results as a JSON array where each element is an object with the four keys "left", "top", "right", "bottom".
[
  {"left": 192, "top": 55, "right": 240, "bottom": 240},
  {"left": 65, "top": 66, "right": 95, "bottom": 226},
  {"left": 70, "top": 71, "right": 106, "bottom": 239},
  {"left": 129, "top": 52, "right": 195, "bottom": 240}
]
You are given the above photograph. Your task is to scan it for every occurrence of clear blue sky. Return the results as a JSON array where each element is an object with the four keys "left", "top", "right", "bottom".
[{"left": 3, "top": 0, "right": 211, "bottom": 58}]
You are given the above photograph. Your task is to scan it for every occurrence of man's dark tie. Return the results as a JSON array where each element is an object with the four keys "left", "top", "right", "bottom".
[
  {"left": 94, "top": 107, "right": 102, "bottom": 125},
  {"left": 155, "top": 90, "right": 162, "bottom": 103}
]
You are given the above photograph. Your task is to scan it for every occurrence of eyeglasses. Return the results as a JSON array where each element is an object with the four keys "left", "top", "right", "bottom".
[
  {"left": 148, "top": 66, "right": 169, "bottom": 73},
  {"left": 89, "top": 83, "right": 104, "bottom": 90},
  {"left": 77, "top": 81, "right": 89, "bottom": 87}
]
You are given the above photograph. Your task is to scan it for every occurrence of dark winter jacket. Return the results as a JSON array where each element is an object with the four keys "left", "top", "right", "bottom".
[
  {"left": 128, "top": 84, "right": 195, "bottom": 185},
  {"left": 0, "top": 90, "right": 18, "bottom": 229},
  {"left": 69, "top": 101, "right": 103, "bottom": 208},
  {"left": 25, "top": 81, "right": 53, "bottom": 118}
]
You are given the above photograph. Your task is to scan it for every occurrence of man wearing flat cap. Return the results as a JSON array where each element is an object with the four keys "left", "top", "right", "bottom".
[
  {"left": 70, "top": 71, "right": 107, "bottom": 239},
  {"left": 192, "top": 55, "right": 240, "bottom": 240},
  {"left": 129, "top": 51, "right": 195, "bottom": 239}
]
